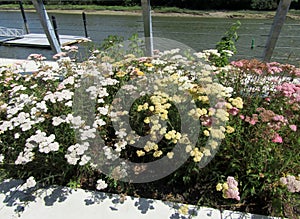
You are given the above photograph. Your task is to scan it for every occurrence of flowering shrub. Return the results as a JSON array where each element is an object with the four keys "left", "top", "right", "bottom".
[
  {"left": 216, "top": 176, "right": 240, "bottom": 201},
  {"left": 0, "top": 46, "right": 300, "bottom": 218},
  {"left": 210, "top": 58, "right": 300, "bottom": 217},
  {"left": 280, "top": 175, "right": 300, "bottom": 193},
  {"left": 0, "top": 46, "right": 239, "bottom": 188}
]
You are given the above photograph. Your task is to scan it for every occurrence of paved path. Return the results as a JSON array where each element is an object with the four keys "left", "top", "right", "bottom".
[{"left": 0, "top": 179, "right": 282, "bottom": 219}]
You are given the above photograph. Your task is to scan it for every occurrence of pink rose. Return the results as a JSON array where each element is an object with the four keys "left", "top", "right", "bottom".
[
  {"left": 272, "top": 133, "right": 283, "bottom": 143},
  {"left": 289, "top": 125, "right": 297, "bottom": 132}
]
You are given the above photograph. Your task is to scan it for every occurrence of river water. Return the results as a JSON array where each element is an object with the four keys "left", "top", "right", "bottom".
[{"left": 0, "top": 11, "right": 300, "bottom": 65}]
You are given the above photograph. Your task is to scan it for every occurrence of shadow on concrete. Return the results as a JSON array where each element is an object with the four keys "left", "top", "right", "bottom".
[{"left": 0, "top": 179, "right": 280, "bottom": 219}]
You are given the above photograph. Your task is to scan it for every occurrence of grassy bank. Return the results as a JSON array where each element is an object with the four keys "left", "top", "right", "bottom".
[{"left": 2, "top": 3, "right": 300, "bottom": 19}]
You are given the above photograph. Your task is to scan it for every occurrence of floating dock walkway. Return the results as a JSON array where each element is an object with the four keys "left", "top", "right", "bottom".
[
  {"left": 0, "top": 0, "right": 90, "bottom": 51},
  {"left": 0, "top": 33, "right": 90, "bottom": 49}
]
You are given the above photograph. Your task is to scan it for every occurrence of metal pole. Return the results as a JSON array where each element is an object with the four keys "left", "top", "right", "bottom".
[
  {"left": 82, "top": 12, "right": 88, "bottom": 38},
  {"left": 263, "top": 0, "right": 292, "bottom": 62},
  {"left": 141, "top": 0, "right": 153, "bottom": 57},
  {"left": 31, "top": 0, "right": 61, "bottom": 54},
  {"left": 19, "top": 0, "right": 30, "bottom": 34},
  {"left": 51, "top": 15, "right": 60, "bottom": 45}
]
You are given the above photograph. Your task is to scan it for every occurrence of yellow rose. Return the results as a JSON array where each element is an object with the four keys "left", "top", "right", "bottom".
[
  {"left": 222, "top": 182, "right": 229, "bottom": 190},
  {"left": 193, "top": 154, "right": 202, "bottom": 162},
  {"left": 159, "top": 127, "right": 167, "bottom": 135},
  {"left": 116, "top": 71, "right": 126, "bottom": 77},
  {"left": 167, "top": 152, "right": 174, "bottom": 159},
  {"left": 160, "top": 112, "right": 168, "bottom": 120},
  {"left": 144, "top": 117, "right": 150, "bottom": 124},
  {"left": 143, "top": 102, "right": 149, "bottom": 110},
  {"left": 185, "top": 145, "right": 192, "bottom": 153},
  {"left": 137, "top": 71, "right": 144, "bottom": 76},
  {"left": 153, "top": 150, "right": 163, "bottom": 158},
  {"left": 226, "top": 126, "right": 235, "bottom": 134},
  {"left": 136, "top": 150, "right": 145, "bottom": 157},
  {"left": 149, "top": 106, "right": 155, "bottom": 111},
  {"left": 164, "top": 133, "right": 172, "bottom": 140},
  {"left": 225, "top": 102, "right": 233, "bottom": 109},
  {"left": 153, "top": 144, "right": 159, "bottom": 151},
  {"left": 203, "top": 130, "right": 210, "bottom": 136},
  {"left": 178, "top": 205, "right": 189, "bottom": 215},
  {"left": 144, "top": 145, "right": 151, "bottom": 152},
  {"left": 137, "top": 105, "right": 144, "bottom": 112},
  {"left": 144, "top": 63, "right": 153, "bottom": 67},
  {"left": 216, "top": 183, "right": 223, "bottom": 191},
  {"left": 209, "top": 140, "right": 218, "bottom": 149}
]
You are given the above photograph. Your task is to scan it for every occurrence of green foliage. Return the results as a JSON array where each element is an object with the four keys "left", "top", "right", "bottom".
[
  {"left": 127, "top": 33, "right": 145, "bottom": 57},
  {"left": 98, "top": 33, "right": 144, "bottom": 59},
  {"left": 250, "top": 0, "right": 278, "bottom": 10},
  {"left": 67, "top": 179, "right": 81, "bottom": 189},
  {"left": 209, "top": 21, "right": 241, "bottom": 67},
  {"left": 100, "top": 35, "right": 125, "bottom": 50},
  {"left": 123, "top": 0, "right": 140, "bottom": 6},
  {"left": 216, "top": 21, "right": 240, "bottom": 54}
]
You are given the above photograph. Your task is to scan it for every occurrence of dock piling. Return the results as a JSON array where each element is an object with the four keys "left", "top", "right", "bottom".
[
  {"left": 51, "top": 15, "right": 60, "bottom": 45},
  {"left": 263, "top": 0, "right": 292, "bottom": 62},
  {"left": 82, "top": 12, "right": 88, "bottom": 38},
  {"left": 19, "top": 0, "right": 29, "bottom": 34},
  {"left": 141, "top": 0, "right": 153, "bottom": 57},
  {"left": 31, "top": 0, "right": 61, "bottom": 54}
]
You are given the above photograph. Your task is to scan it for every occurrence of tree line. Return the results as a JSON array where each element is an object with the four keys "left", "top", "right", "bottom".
[{"left": 3, "top": 0, "right": 300, "bottom": 10}]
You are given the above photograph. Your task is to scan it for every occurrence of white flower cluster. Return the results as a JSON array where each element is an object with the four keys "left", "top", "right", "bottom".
[
  {"left": 6, "top": 93, "right": 34, "bottom": 118},
  {"left": 0, "top": 154, "right": 4, "bottom": 163},
  {"left": 65, "top": 142, "right": 90, "bottom": 165},
  {"left": 97, "top": 105, "right": 109, "bottom": 115},
  {"left": 34, "top": 100, "right": 48, "bottom": 113},
  {"left": 0, "top": 90, "right": 50, "bottom": 133},
  {"left": 3, "top": 112, "right": 31, "bottom": 132},
  {"left": 52, "top": 114, "right": 85, "bottom": 127},
  {"left": 44, "top": 89, "right": 73, "bottom": 104},
  {"left": 58, "top": 76, "right": 75, "bottom": 89},
  {"left": 82, "top": 72, "right": 118, "bottom": 100},
  {"left": 93, "top": 117, "right": 106, "bottom": 128},
  {"left": 99, "top": 77, "right": 119, "bottom": 86},
  {"left": 52, "top": 116, "right": 66, "bottom": 126},
  {"left": 86, "top": 86, "right": 109, "bottom": 100},
  {"left": 15, "top": 130, "right": 60, "bottom": 165},
  {"left": 19, "top": 176, "right": 37, "bottom": 191},
  {"left": 103, "top": 146, "right": 119, "bottom": 161},
  {"left": 80, "top": 126, "right": 96, "bottom": 140},
  {"left": 15, "top": 144, "right": 34, "bottom": 165},
  {"left": 114, "top": 140, "right": 127, "bottom": 153},
  {"left": 10, "top": 84, "right": 26, "bottom": 96},
  {"left": 35, "top": 69, "right": 58, "bottom": 81},
  {"left": 96, "top": 179, "right": 108, "bottom": 190}
]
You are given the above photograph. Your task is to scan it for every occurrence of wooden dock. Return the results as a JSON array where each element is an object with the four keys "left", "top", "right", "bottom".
[{"left": 0, "top": 33, "right": 90, "bottom": 49}]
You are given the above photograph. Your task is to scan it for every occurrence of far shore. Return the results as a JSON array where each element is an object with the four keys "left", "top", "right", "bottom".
[{"left": 0, "top": 8, "right": 295, "bottom": 19}]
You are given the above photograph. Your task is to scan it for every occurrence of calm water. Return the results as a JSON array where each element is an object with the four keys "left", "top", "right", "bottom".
[{"left": 0, "top": 11, "right": 300, "bottom": 65}]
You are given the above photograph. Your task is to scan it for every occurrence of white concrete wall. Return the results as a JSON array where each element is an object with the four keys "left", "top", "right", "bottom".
[{"left": 0, "top": 179, "right": 283, "bottom": 219}]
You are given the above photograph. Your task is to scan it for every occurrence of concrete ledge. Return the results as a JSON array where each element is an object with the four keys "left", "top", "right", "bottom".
[{"left": 0, "top": 179, "right": 283, "bottom": 219}]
